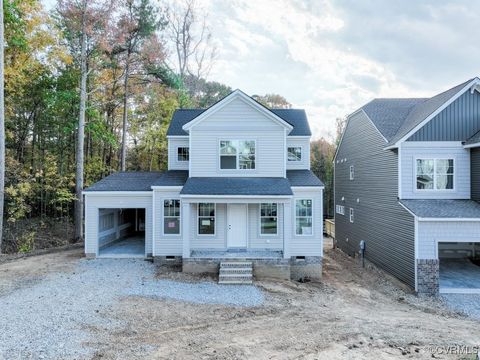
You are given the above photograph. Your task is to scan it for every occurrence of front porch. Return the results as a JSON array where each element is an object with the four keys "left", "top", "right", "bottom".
[{"left": 190, "top": 249, "right": 283, "bottom": 259}]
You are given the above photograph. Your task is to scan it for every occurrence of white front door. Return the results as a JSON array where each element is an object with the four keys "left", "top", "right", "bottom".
[{"left": 227, "top": 204, "right": 248, "bottom": 248}]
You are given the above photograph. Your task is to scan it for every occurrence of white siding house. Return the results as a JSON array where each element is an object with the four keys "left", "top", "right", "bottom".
[{"left": 84, "top": 90, "right": 324, "bottom": 280}]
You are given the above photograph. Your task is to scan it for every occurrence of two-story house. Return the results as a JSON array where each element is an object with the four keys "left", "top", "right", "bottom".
[
  {"left": 83, "top": 90, "right": 324, "bottom": 282},
  {"left": 335, "top": 78, "right": 480, "bottom": 295}
]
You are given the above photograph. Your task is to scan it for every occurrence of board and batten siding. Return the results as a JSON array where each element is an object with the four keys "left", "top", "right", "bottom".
[
  {"left": 189, "top": 97, "right": 286, "bottom": 177},
  {"left": 167, "top": 137, "right": 189, "bottom": 170},
  {"left": 408, "top": 90, "right": 480, "bottom": 141},
  {"left": 335, "top": 111, "right": 416, "bottom": 288},
  {"left": 84, "top": 194, "right": 153, "bottom": 256},
  {"left": 417, "top": 221, "right": 480, "bottom": 259},
  {"left": 400, "top": 142, "right": 470, "bottom": 199},
  {"left": 286, "top": 138, "right": 310, "bottom": 170},
  {"left": 471, "top": 148, "right": 480, "bottom": 202},
  {"left": 153, "top": 189, "right": 183, "bottom": 256},
  {"left": 290, "top": 188, "right": 323, "bottom": 257}
]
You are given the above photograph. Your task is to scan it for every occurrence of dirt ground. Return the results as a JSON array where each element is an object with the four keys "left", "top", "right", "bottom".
[{"left": 1, "top": 241, "right": 479, "bottom": 359}]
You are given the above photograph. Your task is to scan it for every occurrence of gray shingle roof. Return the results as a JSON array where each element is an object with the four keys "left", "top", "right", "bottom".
[
  {"left": 287, "top": 170, "right": 324, "bottom": 187},
  {"left": 167, "top": 108, "right": 311, "bottom": 136},
  {"left": 360, "top": 78, "right": 476, "bottom": 144},
  {"left": 152, "top": 170, "right": 189, "bottom": 186},
  {"left": 180, "top": 177, "right": 293, "bottom": 196},
  {"left": 464, "top": 129, "right": 480, "bottom": 146},
  {"left": 400, "top": 199, "right": 480, "bottom": 218},
  {"left": 84, "top": 172, "right": 163, "bottom": 191}
]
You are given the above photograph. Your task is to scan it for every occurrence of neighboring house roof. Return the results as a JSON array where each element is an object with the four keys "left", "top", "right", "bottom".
[
  {"left": 464, "top": 129, "right": 480, "bottom": 147},
  {"left": 287, "top": 170, "right": 324, "bottom": 187},
  {"left": 151, "top": 170, "right": 189, "bottom": 187},
  {"left": 84, "top": 172, "right": 163, "bottom": 192},
  {"left": 180, "top": 177, "right": 293, "bottom": 196},
  {"left": 357, "top": 78, "right": 479, "bottom": 146},
  {"left": 167, "top": 108, "right": 312, "bottom": 136},
  {"left": 400, "top": 199, "right": 480, "bottom": 218}
]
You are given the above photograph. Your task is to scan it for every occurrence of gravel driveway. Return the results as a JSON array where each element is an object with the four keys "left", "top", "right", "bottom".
[{"left": 0, "top": 258, "right": 264, "bottom": 360}]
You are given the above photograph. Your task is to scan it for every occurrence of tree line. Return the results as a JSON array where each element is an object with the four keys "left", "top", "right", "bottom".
[{"left": 0, "top": 0, "right": 338, "bottom": 254}]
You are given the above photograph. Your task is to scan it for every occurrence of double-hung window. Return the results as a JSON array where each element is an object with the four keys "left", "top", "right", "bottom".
[
  {"left": 163, "top": 200, "right": 180, "bottom": 235},
  {"left": 287, "top": 147, "right": 302, "bottom": 162},
  {"left": 219, "top": 140, "right": 255, "bottom": 169},
  {"left": 177, "top": 147, "right": 189, "bottom": 162},
  {"left": 336, "top": 205, "right": 345, "bottom": 215},
  {"left": 198, "top": 203, "right": 215, "bottom": 235},
  {"left": 416, "top": 159, "right": 454, "bottom": 190},
  {"left": 295, "top": 199, "right": 313, "bottom": 235},
  {"left": 260, "top": 203, "right": 277, "bottom": 235}
]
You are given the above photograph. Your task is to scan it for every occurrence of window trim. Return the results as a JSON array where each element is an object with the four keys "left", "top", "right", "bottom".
[
  {"left": 162, "top": 199, "right": 181, "bottom": 236},
  {"left": 197, "top": 203, "right": 216, "bottom": 236},
  {"left": 259, "top": 203, "right": 278, "bottom": 236},
  {"left": 287, "top": 146, "right": 302, "bottom": 162},
  {"left": 414, "top": 157, "right": 455, "bottom": 192},
  {"left": 218, "top": 139, "right": 257, "bottom": 171},
  {"left": 349, "top": 165, "right": 354, "bottom": 180},
  {"left": 295, "top": 199, "right": 314, "bottom": 236},
  {"left": 176, "top": 146, "right": 189, "bottom": 162},
  {"left": 336, "top": 204, "right": 345, "bottom": 215},
  {"left": 349, "top": 208, "right": 354, "bottom": 223}
]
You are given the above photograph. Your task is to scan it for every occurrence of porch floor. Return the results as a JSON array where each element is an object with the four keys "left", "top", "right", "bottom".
[
  {"left": 98, "top": 235, "right": 145, "bottom": 259},
  {"left": 440, "top": 259, "right": 480, "bottom": 293},
  {"left": 190, "top": 249, "right": 283, "bottom": 259}
]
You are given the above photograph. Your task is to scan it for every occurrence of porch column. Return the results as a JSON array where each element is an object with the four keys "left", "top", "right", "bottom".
[
  {"left": 283, "top": 202, "right": 291, "bottom": 259},
  {"left": 182, "top": 201, "right": 191, "bottom": 258}
]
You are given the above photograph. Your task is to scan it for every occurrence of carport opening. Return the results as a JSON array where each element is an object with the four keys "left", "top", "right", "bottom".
[
  {"left": 439, "top": 242, "right": 480, "bottom": 293},
  {"left": 98, "top": 208, "right": 145, "bottom": 258}
]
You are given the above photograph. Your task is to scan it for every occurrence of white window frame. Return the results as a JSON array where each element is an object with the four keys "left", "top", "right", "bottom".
[
  {"left": 349, "top": 165, "right": 354, "bottom": 180},
  {"left": 336, "top": 205, "right": 345, "bottom": 215},
  {"left": 287, "top": 147, "right": 302, "bottom": 162},
  {"left": 197, "top": 203, "right": 216, "bottom": 236},
  {"left": 162, "top": 199, "right": 181, "bottom": 236},
  {"left": 349, "top": 208, "right": 354, "bottom": 223},
  {"left": 177, "top": 147, "right": 189, "bottom": 162},
  {"left": 259, "top": 203, "right": 278, "bottom": 236},
  {"left": 218, "top": 139, "right": 256, "bottom": 171},
  {"left": 414, "top": 157, "right": 455, "bottom": 192},
  {"left": 295, "top": 199, "right": 314, "bottom": 236}
]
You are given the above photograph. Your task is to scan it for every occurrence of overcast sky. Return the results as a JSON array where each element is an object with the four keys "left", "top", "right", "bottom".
[{"left": 43, "top": 0, "right": 480, "bottom": 140}]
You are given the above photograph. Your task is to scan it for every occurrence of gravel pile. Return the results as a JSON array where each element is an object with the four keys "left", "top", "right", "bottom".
[
  {"left": 441, "top": 293, "right": 480, "bottom": 320},
  {"left": 0, "top": 258, "right": 265, "bottom": 359}
]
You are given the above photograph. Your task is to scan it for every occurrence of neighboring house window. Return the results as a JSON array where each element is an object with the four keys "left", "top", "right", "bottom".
[
  {"left": 416, "top": 159, "right": 454, "bottom": 190},
  {"left": 219, "top": 140, "right": 255, "bottom": 169},
  {"left": 163, "top": 200, "right": 180, "bottom": 235},
  {"left": 349, "top": 165, "right": 354, "bottom": 180},
  {"left": 336, "top": 205, "right": 345, "bottom": 215},
  {"left": 198, "top": 203, "right": 215, "bottom": 235},
  {"left": 177, "top": 147, "right": 189, "bottom": 162},
  {"left": 295, "top": 199, "right": 313, "bottom": 235},
  {"left": 260, "top": 203, "right": 277, "bottom": 235},
  {"left": 349, "top": 208, "right": 354, "bottom": 223},
  {"left": 287, "top": 147, "right": 302, "bottom": 162}
]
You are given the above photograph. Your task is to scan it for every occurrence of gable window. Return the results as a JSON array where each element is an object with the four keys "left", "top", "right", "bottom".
[
  {"left": 177, "top": 147, "right": 189, "bottom": 162},
  {"left": 198, "top": 203, "right": 215, "bottom": 235},
  {"left": 295, "top": 199, "right": 313, "bottom": 235},
  {"left": 220, "top": 140, "right": 255, "bottom": 170},
  {"left": 163, "top": 200, "right": 180, "bottom": 235},
  {"left": 349, "top": 165, "right": 354, "bottom": 180},
  {"left": 349, "top": 208, "right": 354, "bottom": 223},
  {"left": 287, "top": 147, "right": 302, "bottom": 162},
  {"left": 416, "top": 159, "right": 454, "bottom": 190},
  {"left": 260, "top": 203, "right": 277, "bottom": 235}
]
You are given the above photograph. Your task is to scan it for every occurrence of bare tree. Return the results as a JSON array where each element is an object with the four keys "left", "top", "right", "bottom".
[
  {"left": 168, "top": 0, "right": 217, "bottom": 85},
  {"left": 0, "top": 0, "right": 5, "bottom": 253}
]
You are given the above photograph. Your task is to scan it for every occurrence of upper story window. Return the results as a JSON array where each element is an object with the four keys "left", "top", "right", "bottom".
[
  {"left": 177, "top": 147, "right": 189, "bottom": 162},
  {"left": 219, "top": 140, "right": 255, "bottom": 170},
  {"left": 416, "top": 159, "right": 454, "bottom": 190},
  {"left": 287, "top": 147, "right": 302, "bottom": 162},
  {"left": 349, "top": 165, "right": 354, "bottom": 180}
]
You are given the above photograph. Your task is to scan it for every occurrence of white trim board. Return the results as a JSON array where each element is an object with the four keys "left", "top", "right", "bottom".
[{"left": 83, "top": 191, "right": 152, "bottom": 196}]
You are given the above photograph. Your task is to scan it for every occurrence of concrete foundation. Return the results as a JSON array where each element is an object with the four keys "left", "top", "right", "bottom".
[
  {"left": 417, "top": 259, "right": 439, "bottom": 296},
  {"left": 172, "top": 256, "right": 323, "bottom": 281}
]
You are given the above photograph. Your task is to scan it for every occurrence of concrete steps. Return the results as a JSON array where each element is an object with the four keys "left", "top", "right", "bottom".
[{"left": 219, "top": 261, "right": 253, "bottom": 284}]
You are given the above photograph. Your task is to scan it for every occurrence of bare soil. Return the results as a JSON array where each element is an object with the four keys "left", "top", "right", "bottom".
[{"left": 1, "top": 242, "right": 479, "bottom": 359}]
